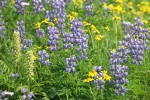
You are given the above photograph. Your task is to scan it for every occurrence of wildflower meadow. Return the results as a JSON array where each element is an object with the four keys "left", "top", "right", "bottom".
[{"left": 0, "top": 0, "right": 150, "bottom": 100}]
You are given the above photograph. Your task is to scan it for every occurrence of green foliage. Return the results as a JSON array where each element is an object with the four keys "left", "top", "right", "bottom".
[{"left": 0, "top": 0, "right": 150, "bottom": 99}]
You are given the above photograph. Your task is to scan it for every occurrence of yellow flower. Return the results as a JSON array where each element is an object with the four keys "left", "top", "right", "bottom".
[
  {"left": 36, "top": 46, "right": 42, "bottom": 50},
  {"left": 115, "top": 5, "right": 123, "bottom": 13},
  {"left": 109, "top": 4, "right": 115, "bottom": 11},
  {"left": 148, "top": 28, "right": 150, "bottom": 32},
  {"left": 48, "top": 22, "right": 54, "bottom": 26},
  {"left": 101, "top": 70, "right": 107, "bottom": 75},
  {"left": 67, "top": 14, "right": 75, "bottom": 21},
  {"left": 34, "top": 56, "right": 38, "bottom": 60},
  {"left": 95, "top": 35, "right": 103, "bottom": 41},
  {"left": 127, "top": 2, "right": 133, "bottom": 7},
  {"left": 112, "top": 49, "right": 116, "bottom": 52},
  {"left": 41, "top": 18, "right": 49, "bottom": 23},
  {"left": 83, "top": 21, "right": 91, "bottom": 26},
  {"left": 91, "top": 25, "right": 100, "bottom": 33},
  {"left": 97, "top": 76, "right": 103, "bottom": 80},
  {"left": 83, "top": 78, "right": 94, "bottom": 82},
  {"left": 115, "top": 0, "right": 123, "bottom": 4},
  {"left": 112, "top": 16, "right": 121, "bottom": 20},
  {"left": 73, "top": 0, "right": 84, "bottom": 6},
  {"left": 140, "top": 2, "right": 149, "bottom": 6},
  {"left": 84, "top": 30, "right": 89, "bottom": 33},
  {"left": 135, "top": 11, "right": 143, "bottom": 16},
  {"left": 54, "top": 18, "right": 58, "bottom": 23},
  {"left": 35, "top": 22, "right": 41, "bottom": 29},
  {"left": 71, "top": 12, "right": 78, "bottom": 17},
  {"left": 105, "top": 26, "right": 110, "bottom": 31},
  {"left": 142, "top": 20, "right": 148, "bottom": 24},
  {"left": 104, "top": 75, "right": 112, "bottom": 81},
  {"left": 88, "top": 70, "right": 98, "bottom": 77},
  {"left": 45, "top": 45, "right": 50, "bottom": 50}
]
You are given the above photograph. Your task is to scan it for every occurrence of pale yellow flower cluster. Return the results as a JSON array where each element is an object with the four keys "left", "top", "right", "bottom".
[{"left": 13, "top": 31, "right": 21, "bottom": 62}]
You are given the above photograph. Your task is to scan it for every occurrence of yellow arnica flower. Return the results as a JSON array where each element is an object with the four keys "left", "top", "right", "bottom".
[
  {"left": 109, "top": 4, "right": 115, "bottom": 11},
  {"left": 103, "top": 3, "right": 109, "bottom": 10},
  {"left": 105, "top": 26, "right": 110, "bottom": 31},
  {"left": 35, "top": 22, "right": 41, "bottom": 29},
  {"left": 95, "top": 35, "right": 103, "bottom": 41},
  {"left": 34, "top": 56, "right": 38, "bottom": 60},
  {"left": 54, "top": 18, "right": 58, "bottom": 23},
  {"left": 104, "top": 75, "right": 112, "bottom": 81},
  {"left": 71, "top": 12, "right": 78, "bottom": 17},
  {"left": 83, "top": 21, "right": 91, "bottom": 26},
  {"left": 45, "top": 45, "right": 50, "bottom": 50},
  {"left": 112, "top": 16, "right": 121, "bottom": 20},
  {"left": 41, "top": 18, "right": 49, "bottom": 23},
  {"left": 36, "top": 46, "right": 42, "bottom": 50},
  {"left": 112, "top": 49, "right": 116, "bottom": 52},
  {"left": 140, "top": 2, "right": 149, "bottom": 6},
  {"left": 115, "top": 0, "right": 123, "bottom": 4},
  {"left": 101, "top": 70, "right": 107, "bottom": 75},
  {"left": 88, "top": 70, "right": 98, "bottom": 77},
  {"left": 148, "top": 28, "right": 150, "bottom": 32},
  {"left": 91, "top": 25, "right": 100, "bottom": 33},
  {"left": 128, "top": 2, "right": 133, "bottom": 7},
  {"left": 67, "top": 14, "right": 75, "bottom": 21},
  {"left": 135, "top": 11, "right": 143, "bottom": 16},
  {"left": 83, "top": 78, "right": 94, "bottom": 82},
  {"left": 84, "top": 30, "right": 89, "bottom": 33},
  {"left": 73, "top": 0, "right": 83, "bottom": 6},
  {"left": 142, "top": 20, "right": 148, "bottom": 24},
  {"left": 48, "top": 22, "right": 54, "bottom": 26},
  {"left": 97, "top": 76, "right": 103, "bottom": 80}
]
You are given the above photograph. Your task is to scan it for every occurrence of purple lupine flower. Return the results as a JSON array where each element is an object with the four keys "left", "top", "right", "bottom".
[
  {"left": 122, "top": 18, "right": 150, "bottom": 65},
  {"left": 14, "top": 20, "right": 33, "bottom": 50},
  {"left": 47, "top": 26, "right": 60, "bottom": 51},
  {"left": 103, "top": 0, "right": 107, "bottom": 3},
  {"left": 15, "top": 0, "right": 25, "bottom": 14},
  {"left": 32, "top": 0, "right": 45, "bottom": 13},
  {"left": 28, "top": 92, "right": 34, "bottom": 100},
  {"left": 11, "top": 73, "right": 19, "bottom": 78},
  {"left": 0, "top": 11, "right": 6, "bottom": 38},
  {"left": 110, "top": 50, "right": 129, "bottom": 96},
  {"left": 52, "top": 0, "right": 66, "bottom": 29},
  {"left": 0, "top": 0, "right": 6, "bottom": 9},
  {"left": 85, "top": 0, "right": 94, "bottom": 16},
  {"left": 0, "top": 90, "right": 14, "bottom": 99},
  {"left": 22, "top": 95, "right": 26, "bottom": 100},
  {"left": 45, "top": 0, "right": 67, "bottom": 30},
  {"left": 36, "top": 28, "right": 45, "bottom": 38},
  {"left": 15, "top": 20, "right": 26, "bottom": 41},
  {"left": 66, "top": 55, "right": 77, "bottom": 72},
  {"left": 38, "top": 50, "right": 50, "bottom": 66},
  {"left": 22, "top": 39, "right": 33, "bottom": 50},
  {"left": 64, "top": 0, "right": 71, "bottom": 3},
  {"left": 21, "top": 88, "right": 28, "bottom": 94},
  {"left": 44, "top": 0, "right": 50, "bottom": 5},
  {"left": 62, "top": 32, "right": 74, "bottom": 49},
  {"left": 70, "top": 18, "right": 89, "bottom": 60},
  {"left": 45, "top": 10, "right": 55, "bottom": 21},
  {"left": 92, "top": 66, "right": 107, "bottom": 89}
]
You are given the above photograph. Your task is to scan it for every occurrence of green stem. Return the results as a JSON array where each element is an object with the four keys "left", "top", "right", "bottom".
[{"left": 89, "top": 86, "right": 96, "bottom": 100}]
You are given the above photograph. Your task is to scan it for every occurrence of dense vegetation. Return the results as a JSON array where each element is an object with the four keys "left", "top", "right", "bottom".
[{"left": 0, "top": 0, "right": 150, "bottom": 99}]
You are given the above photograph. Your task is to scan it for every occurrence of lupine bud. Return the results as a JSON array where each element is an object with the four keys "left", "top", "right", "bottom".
[
  {"left": 13, "top": 31, "right": 21, "bottom": 62},
  {"left": 26, "top": 50, "right": 35, "bottom": 80}
]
